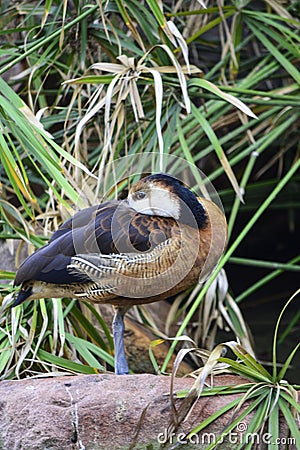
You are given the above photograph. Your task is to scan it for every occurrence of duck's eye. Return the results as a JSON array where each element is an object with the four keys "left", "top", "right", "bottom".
[{"left": 135, "top": 191, "right": 146, "bottom": 200}]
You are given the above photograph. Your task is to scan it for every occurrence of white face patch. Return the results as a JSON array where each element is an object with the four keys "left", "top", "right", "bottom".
[{"left": 128, "top": 183, "right": 181, "bottom": 219}]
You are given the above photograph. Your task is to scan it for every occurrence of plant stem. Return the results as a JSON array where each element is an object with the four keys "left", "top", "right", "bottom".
[
  {"left": 229, "top": 257, "right": 300, "bottom": 272},
  {"left": 227, "top": 150, "right": 259, "bottom": 238},
  {"left": 236, "top": 254, "right": 300, "bottom": 303},
  {"left": 272, "top": 288, "right": 300, "bottom": 380}
]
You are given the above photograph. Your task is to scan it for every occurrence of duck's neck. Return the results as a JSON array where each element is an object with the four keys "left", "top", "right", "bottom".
[{"left": 176, "top": 186, "right": 207, "bottom": 229}]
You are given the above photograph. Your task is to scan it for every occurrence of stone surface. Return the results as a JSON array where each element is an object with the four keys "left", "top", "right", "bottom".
[{"left": 0, "top": 374, "right": 297, "bottom": 450}]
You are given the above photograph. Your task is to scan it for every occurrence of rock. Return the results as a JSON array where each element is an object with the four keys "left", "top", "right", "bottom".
[{"left": 0, "top": 374, "right": 296, "bottom": 450}]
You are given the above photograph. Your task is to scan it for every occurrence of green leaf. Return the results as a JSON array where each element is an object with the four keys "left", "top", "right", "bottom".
[
  {"left": 280, "top": 390, "right": 300, "bottom": 413},
  {"left": 277, "top": 343, "right": 300, "bottom": 381},
  {"left": 37, "top": 348, "right": 100, "bottom": 374},
  {"left": 278, "top": 398, "right": 300, "bottom": 447},
  {"left": 268, "top": 405, "right": 279, "bottom": 450},
  {"left": 68, "top": 304, "right": 109, "bottom": 351},
  {"left": 82, "top": 301, "right": 114, "bottom": 351},
  {"left": 64, "top": 75, "right": 115, "bottom": 85},
  {"left": 219, "top": 357, "right": 270, "bottom": 382},
  {"left": 65, "top": 333, "right": 114, "bottom": 367},
  {"left": 191, "top": 103, "right": 243, "bottom": 201},
  {"left": 145, "top": 0, "right": 165, "bottom": 27}
]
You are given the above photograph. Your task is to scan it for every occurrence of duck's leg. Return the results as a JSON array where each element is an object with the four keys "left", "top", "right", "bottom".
[{"left": 112, "top": 306, "right": 130, "bottom": 375}]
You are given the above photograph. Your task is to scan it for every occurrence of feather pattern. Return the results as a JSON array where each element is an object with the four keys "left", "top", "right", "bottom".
[{"left": 13, "top": 174, "right": 227, "bottom": 307}]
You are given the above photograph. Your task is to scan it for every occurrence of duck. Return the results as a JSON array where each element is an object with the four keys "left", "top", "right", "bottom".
[{"left": 13, "top": 173, "right": 227, "bottom": 374}]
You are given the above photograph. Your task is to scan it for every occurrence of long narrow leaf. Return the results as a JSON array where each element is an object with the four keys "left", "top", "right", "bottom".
[
  {"left": 278, "top": 398, "right": 300, "bottom": 447},
  {"left": 37, "top": 348, "right": 99, "bottom": 374},
  {"left": 189, "top": 79, "right": 257, "bottom": 119},
  {"left": 246, "top": 19, "right": 300, "bottom": 84},
  {"left": 191, "top": 103, "right": 243, "bottom": 200}
]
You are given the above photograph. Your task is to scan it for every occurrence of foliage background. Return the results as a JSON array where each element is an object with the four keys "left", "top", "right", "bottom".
[{"left": 0, "top": 0, "right": 299, "bottom": 387}]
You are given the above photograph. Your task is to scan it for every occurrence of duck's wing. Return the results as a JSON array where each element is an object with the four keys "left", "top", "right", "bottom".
[{"left": 14, "top": 201, "right": 176, "bottom": 287}]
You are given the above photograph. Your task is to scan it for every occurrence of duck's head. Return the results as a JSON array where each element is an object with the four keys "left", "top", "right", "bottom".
[{"left": 127, "top": 173, "right": 207, "bottom": 228}]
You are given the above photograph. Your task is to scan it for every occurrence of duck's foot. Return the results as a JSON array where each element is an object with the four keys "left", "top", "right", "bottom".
[{"left": 112, "top": 307, "right": 130, "bottom": 375}]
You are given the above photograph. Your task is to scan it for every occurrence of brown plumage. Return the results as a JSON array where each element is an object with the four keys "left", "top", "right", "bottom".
[{"left": 13, "top": 173, "right": 227, "bottom": 374}]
